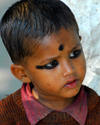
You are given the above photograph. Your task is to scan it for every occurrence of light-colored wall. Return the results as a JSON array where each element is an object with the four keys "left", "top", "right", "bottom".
[
  {"left": 62, "top": 0, "right": 100, "bottom": 95},
  {"left": 0, "top": 0, "right": 100, "bottom": 100}
]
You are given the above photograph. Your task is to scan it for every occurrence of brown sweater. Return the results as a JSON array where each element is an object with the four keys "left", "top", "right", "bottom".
[{"left": 0, "top": 86, "right": 100, "bottom": 125}]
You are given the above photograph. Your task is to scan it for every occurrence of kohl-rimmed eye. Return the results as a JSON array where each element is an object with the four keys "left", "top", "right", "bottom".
[
  {"left": 36, "top": 60, "right": 59, "bottom": 70},
  {"left": 44, "top": 60, "right": 59, "bottom": 69},
  {"left": 70, "top": 49, "right": 82, "bottom": 59}
]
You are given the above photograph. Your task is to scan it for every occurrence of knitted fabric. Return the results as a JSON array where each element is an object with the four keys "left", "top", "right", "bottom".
[
  {"left": 0, "top": 86, "right": 100, "bottom": 125},
  {"left": 21, "top": 83, "right": 87, "bottom": 125}
]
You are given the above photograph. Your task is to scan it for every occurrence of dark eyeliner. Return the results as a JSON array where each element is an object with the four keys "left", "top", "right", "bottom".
[
  {"left": 36, "top": 65, "right": 45, "bottom": 69},
  {"left": 70, "top": 48, "right": 82, "bottom": 59},
  {"left": 36, "top": 65, "right": 52, "bottom": 69},
  {"left": 77, "top": 48, "right": 82, "bottom": 56},
  {"left": 36, "top": 60, "right": 59, "bottom": 70}
]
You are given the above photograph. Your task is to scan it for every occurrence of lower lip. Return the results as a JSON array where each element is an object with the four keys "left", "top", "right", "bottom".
[{"left": 64, "top": 80, "right": 78, "bottom": 89}]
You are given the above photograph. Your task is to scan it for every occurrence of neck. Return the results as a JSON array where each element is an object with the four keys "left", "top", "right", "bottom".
[
  {"left": 32, "top": 88, "right": 75, "bottom": 110},
  {"left": 39, "top": 97, "right": 74, "bottom": 110}
]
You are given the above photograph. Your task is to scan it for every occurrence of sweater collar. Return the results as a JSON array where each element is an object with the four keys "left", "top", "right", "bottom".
[
  {"left": 20, "top": 83, "right": 88, "bottom": 125},
  {"left": 13, "top": 85, "right": 99, "bottom": 114}
]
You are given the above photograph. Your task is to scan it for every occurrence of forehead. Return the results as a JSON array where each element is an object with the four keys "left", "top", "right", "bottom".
[
  {"left": 27, "top": 28, "right": 80, "bottom": 64},
  {"left": 35, "top": 28, "right": 79, "bottom": 53}
]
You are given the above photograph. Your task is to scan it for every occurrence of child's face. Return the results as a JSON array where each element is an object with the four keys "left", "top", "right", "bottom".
[{"left": 24, "top": 28, "right": 86, "bottom": 100}]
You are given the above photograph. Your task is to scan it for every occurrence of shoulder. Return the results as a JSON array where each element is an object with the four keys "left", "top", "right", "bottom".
[
  {"left": 0, "top": 89, "right": 22, "bottom": 110},
  {"left": 84, "top": 85, "right": 100, "bottom": 109},
  {"left": 84, "top": 85, "right": 100, "bottom": 123},
  {"left": 0, "top": 89, "right": 27, "bottom": 124}
]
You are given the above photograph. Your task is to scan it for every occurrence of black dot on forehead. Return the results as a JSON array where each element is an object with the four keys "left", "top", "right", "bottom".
[{"left": 58, "top": 44, "right": 64, "bottom": 51}]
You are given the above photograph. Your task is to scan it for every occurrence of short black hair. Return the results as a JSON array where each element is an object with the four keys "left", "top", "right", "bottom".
[{"left": 0, "top": 0, "right": 79, "bottom": 64}]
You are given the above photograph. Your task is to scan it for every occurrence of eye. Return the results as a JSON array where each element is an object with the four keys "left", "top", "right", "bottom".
[
  {"left": 36, "top": 60, "right": 59, "bottom": 70},
  {"left": 44, "top": 60, "right": 59, "bottom": 69},
  {"left": 70, "top": 49, "right": 82, "bottom": 59}
]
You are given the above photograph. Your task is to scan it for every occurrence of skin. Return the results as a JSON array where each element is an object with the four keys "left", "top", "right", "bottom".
[{"left": 11, "top": 28, "right": 86, "bottom": 110}]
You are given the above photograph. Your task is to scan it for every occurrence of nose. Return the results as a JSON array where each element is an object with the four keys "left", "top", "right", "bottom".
[{"left": 62, "top": 60, "right": 76, "bottom": 77}]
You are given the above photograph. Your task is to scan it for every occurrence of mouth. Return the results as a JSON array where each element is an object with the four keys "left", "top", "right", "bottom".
[{"left": 64, "top": 78, "right": 79, "bottom": 89}]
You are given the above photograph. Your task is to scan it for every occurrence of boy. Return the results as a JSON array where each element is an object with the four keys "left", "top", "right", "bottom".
[{"left": 0, "top": 0, "right": 100, "bottom": 124}]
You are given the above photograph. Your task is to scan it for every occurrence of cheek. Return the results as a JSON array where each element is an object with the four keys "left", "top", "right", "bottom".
[
  {"left": 78, "top": 55, "right": 86, "bottom": 81},
  {"left": 46, "top": 82, "right": 51, "bottom": 87},
  {"left": 30, "top": 71, "right": 53, "bottom": 86},
  {"left": 82, "top": 55, "right": 86, "bottom": 72}
]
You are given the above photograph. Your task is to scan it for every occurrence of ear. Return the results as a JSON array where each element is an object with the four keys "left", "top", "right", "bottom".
[
  {"left": 79, "top": 36, "right": 82, "bottom": 41},
  {"left": 10, "top": 64, "right": 31, "bottom": 83}
]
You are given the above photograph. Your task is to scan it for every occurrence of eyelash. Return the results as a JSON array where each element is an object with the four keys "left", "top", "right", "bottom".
[
  {"left": 36, "top": 48, "right": 82, "bottom": 70},
  {"left": 69, "top": 48, "right": 82, "bottom": 59},
  {"left": 44, "top": 60, "right": 59, "bottom": 69}
]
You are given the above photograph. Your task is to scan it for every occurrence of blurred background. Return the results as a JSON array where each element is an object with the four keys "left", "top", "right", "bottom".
[
  {"left": 0, "top": 0, "right": 22, "bottom": 100},
  {"left": 0, "top": 0, "right": 100, "bottom": 100}
]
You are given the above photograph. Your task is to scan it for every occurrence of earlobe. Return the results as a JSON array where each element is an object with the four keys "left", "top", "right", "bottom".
[{"left": 10, "top": 64, "right": 31, "bottom": 83}]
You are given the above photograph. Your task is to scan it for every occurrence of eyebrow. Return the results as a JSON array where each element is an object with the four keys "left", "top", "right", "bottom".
[
  {"left": 71, "top": 43, "right": 81, "bottom": 51},
  {"left": 39, "top": 43, "right": 81, "bottom": 64}
]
